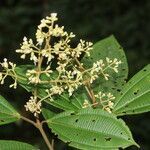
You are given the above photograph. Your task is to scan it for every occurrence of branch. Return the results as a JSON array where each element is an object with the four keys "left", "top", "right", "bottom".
[{"left": 36, "top": 119, "right": 54, "bottom": 150}]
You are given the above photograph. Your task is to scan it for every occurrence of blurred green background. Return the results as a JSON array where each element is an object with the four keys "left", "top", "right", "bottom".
[{"left": 0, "top": 0, "right": 150, "bottom": 149}]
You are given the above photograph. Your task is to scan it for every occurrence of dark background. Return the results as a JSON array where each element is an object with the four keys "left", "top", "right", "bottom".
[{"left": 0, "top": 0, "right": 150, "bottom": 149}]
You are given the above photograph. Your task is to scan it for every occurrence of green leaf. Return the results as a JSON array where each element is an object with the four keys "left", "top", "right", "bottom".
[
  {"left": 0, "top": 95, "right": 20, "bottom": 125},
  {"left": 0, "top": 140, "right": 37, "bottom": 150},
  {"left": 14, "top": 65, "right": 35, "bottom": 92},
  {"left": 42, "top": 108, "right": 56, "bottom": 120},
  {"left": 47, "top": 108, "right": 138, "bottom": 149},
  {"left": 81, "top": 35, "right": 128, "bottom": 97},
  {"left": 113, "top": 65, "right": 150, "bottom": 116}
]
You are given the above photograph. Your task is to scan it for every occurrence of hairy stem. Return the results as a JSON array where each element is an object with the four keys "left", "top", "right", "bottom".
[{"left": 36, "top": 119, "right": 54, "bottom": 150}]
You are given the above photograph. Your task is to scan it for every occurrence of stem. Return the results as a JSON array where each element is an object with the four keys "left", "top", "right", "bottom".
[
  {"left": 51, "top": 139, "right": 54, "bottom": 149},
  {"left": 85, "top": 86, "right": 93, "bottom": 101},
  {"left": 75, "top": 58, "right": 96, "bottom": 104},
  {"left": 86, "top": 82, "right": 96, "bottom": 104},
  {"left": 36, "top": 119, "right": 54, "bottom": 150},
  {"left": 21, "top": 116, "right": 36, "bottom": 127},
  {"left": 29, "top": 55, "right": 53, "bottom": 150},
  {"left": 21, "top": 116, "right": 53, "bottom": 150}
]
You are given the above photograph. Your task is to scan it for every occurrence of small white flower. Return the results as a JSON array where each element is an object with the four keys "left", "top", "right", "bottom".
[
  {"left": 90, "top": 74, "right": 98, "bottom": 83},
  {"left": 108, "top": 101, "right": 114, "bottom": 109},
  {"left": 21, "top": 54, "right": 26, "bottom": 59},
  {"left": 50, "top": 13, "right": 58, "bottom": 21},
  {"left": 51, "top": 25, "right": 65, "bottom": 37},
  {"left": 95, "top": 91, "right": 115, "bottom": 112},
  {"left": 107, "top": 93, "right": 115, "bottom": 100},
  {"left": 24, "top": 96, "right": 41, "bottom": 117},
  {"left": 104, "top": 73, "right": 109, "bottom": 80},
  {"left": 58, "top": 53, "right": 67, "bottom": 60},
  {"left": 82, "top": 100, "right": 90, "bottom": 108},
  {"left": 0, "top": 79, "right": 4, "bottom": 85},
  {"left": 68, "top": 86, "right": 74, "bottom": 96},
  {"left": 9, "top": 81, "right": 17, "bottom": 89},
  {"left": 9, "top": 62, "right": 16, "bottom": 68},
  {"left": 42, "top": 49, "right": 54, "bottom": 63},
  {"left": 106, "top": 57, "right": 112, "bottom": 63},
  {"left": 50, "top": 86, "right": 64, "bottom": 95},
  {"left": 30, "top": 52, "right": 38, "bottom": 64},
  {"left": 51, "top": 13, "right": 57, "bottom": 18},
  {"left": 36, "top": 29, "right": 45, "bottom": 45},
  {"left": 105, "top": 107, "right": 112, "bottom": 113},
  {"left": 26, "top": 69, "right": 41, "bottom": 84},
  {"left": 16, "top": 37, "right": 33, "bottom": 60},
  {"left": 1, "top": 58, "right": 8, "bottom": 68},
  {"left": 23, "top": 36, "right": 27, "bottom": 42}
]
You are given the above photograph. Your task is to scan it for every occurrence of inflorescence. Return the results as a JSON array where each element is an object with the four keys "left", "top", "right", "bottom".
[{"left": 0, "top": 13, "right": 121, "bottom": 115}]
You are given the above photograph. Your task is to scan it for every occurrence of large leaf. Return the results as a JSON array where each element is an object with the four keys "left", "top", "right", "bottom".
[
  {"left": 0, "top": 140, "right": 37, "bottom": 150},
  {"left": 0, "top": 95, "right": 20, "bottom": 125},
  {"left": 81, "top": 35, "right": 128, "bottom": 97},
  {"left": 47, "top": 109, "right": 138, "bottom": 149},
  {"left": 113, "top": 65, "right": 150, "bottom": 116}
]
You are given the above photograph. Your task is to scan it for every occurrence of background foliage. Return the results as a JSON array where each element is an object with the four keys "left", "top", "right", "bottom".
[{"left": 0, "top": 0, "right": 149, "bottom": 149}]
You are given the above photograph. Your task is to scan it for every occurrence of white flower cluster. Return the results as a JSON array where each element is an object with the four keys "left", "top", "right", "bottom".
[
  {"left": 106, "top": 57, "right": 122, "bottom": 73},
  {"left": 16, "top": 13, "right": 92, "bottom": 65},
  {"left": 16, "top": 37, "right": 38, "bottom": 64},
  {"left": 95, "top": 91, "right": 115, "bottom": 113},
  {"left": 26, "top": 66, "right": 52, "bottom": 84},
  {"left": 0, "top": 58, "right": 17, "bottom": 88},
  {"left": 0, "top": 13, "right": 122, "bottom": 116},
  {"left": 24, "top": 96, "right": 41, "bottom": 117},
  {"left": 43, "top": 68, "right": 83, "bottom": 98},
  {"left": 82, "top": 91, "right": 115, "bottom": 113},
  {"left": 90, "top": 58, "right": 122, "bottom": 83},
  {"left": 15, "top": 13, "right": 93, "bottom": 97}
]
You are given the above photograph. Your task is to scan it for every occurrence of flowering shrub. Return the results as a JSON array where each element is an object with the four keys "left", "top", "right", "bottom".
[{"left": 0, "top": 13, "right": 150, "bottom": 150}]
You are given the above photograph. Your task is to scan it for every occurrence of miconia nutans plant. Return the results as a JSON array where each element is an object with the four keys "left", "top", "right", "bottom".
[{"left": 0, "top": 13, "right": 149, "bottom": 150}]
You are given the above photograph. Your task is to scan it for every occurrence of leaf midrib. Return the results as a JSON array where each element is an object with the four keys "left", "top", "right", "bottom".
[
  {"left": 0, "top": 110, "right": 19, "bottom": 118},
  {"left": 50, "top": 120, "right": 133, "bottom": 146}
]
